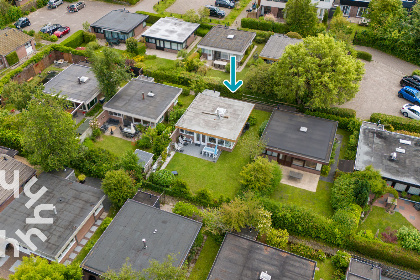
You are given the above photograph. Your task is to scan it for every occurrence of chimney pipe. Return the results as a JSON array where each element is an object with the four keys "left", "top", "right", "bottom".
[
  {"left": 142, "top": 92, "right": 145, "bottom": 100},
  {"left": 142, "top": 238, "right": 147, "bottom": 249},
  {"left": 53, "top": 206, "right": 57, "bottom": 214}
]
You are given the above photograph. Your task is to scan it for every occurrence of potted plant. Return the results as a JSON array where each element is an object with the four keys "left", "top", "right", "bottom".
[{"left": 78, "top": 174, "right": 86, "bottom": 184}]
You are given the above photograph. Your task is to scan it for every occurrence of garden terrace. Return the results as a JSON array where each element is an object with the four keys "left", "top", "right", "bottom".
[
  {"left": 355, "top": 122, "right": 420, "bottom": 195},
  {"left": 207, "top": 233, "right": 316, "bottom": 280}
]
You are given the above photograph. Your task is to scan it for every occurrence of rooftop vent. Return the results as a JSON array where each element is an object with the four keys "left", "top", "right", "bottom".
[
  {"left": 300, "top": 126, "right": 308, "bottom": 132},
  {"left": 215, "top": 107, "right": 227, "bottom": 117},
  {"left": 260, "top": 271, "right": 271, "bottom": 280},
  {"left": 227, "top": 34, "right": 235, "bottom": 39},
  {"left": 147, "top": 92, "right": 155, "bottom": 97},
  {"left": 78, "top": 76, "right": 89, "bottom": 84},
  {"left": 396, "top": 147, "right": 405, "bottom": 153},
  {"left": 400, "top": 139, "right": 411, "bottom": 145},
  {"left": 390, "top": 152, "right": 397, "bottom": 161}
]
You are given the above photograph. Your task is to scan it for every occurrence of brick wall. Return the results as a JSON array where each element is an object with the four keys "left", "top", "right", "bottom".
[
  {"left": 145, "top": 42, "right": 157, "bottom": 49},
  {"left": 186, "top": 33, "right": 196, "bottom": 48},
  {"left": 349, "top": 6, "right": 358, "bottom": 17},
  {"left": 94, "top": 32, "right": 105, "bottom": 40},
  {"left": 15, "top": 45, "right": 28, "bottom": 60},
  {"left": 133, "top": 23, "right": 146, "bottom": 37}
]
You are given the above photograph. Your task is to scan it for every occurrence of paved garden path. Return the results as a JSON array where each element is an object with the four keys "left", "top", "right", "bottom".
[{"left": 320, "top": 134, "right": 342, "bottom": 183}]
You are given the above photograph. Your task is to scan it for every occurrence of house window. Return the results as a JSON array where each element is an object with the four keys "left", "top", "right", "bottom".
[
  {"left": 164, "top": 41, "right": 171, "bottom": 49},
  {"left": 407, "top": 186, "right": 420, "bottom": 195},
  {"left": 209, "top": 137, "right": 216, "bottom": 144},
  {"left": 272, "top": 152, "right": 278, "bottom": 157},
  {"left": 292, "top": 158, "right": 304, "bottom": 167},
  {"left": 341, "top": 5, "right": 350, "bottom": 16},
  {"left": 158, "top": 115, "right": 164, "bottom": 123},
  {"left": 184, "top": 130, "right": 194, "bottom": 136},
  {"left": 304, "top": 161, "right": 317, "bottom": 169},
  {"left": 180, "top": 129, "right": 185, "bottom": 133},
  {"left": 221, "top": 52, "right": 230, "bottom": 60},
  {"left": 183, "top": 41, "right": 186, "bottom": 48},
  {"left": 147, "top": 37, "right": 155, "bottom": 44},
  {"left": 224, "top": 141, "right": 232, "bottom": 148},
  {"left": 110, "top": 112, "right": 122, "bottom": 117},
  {"left": 143, "top": 21, "right": 146, "bottom": 27},
  {"left": 357, "top": 7, "right": 367, "bottom": 17},
  {"left": 94, "top": 27, "right": 102, "bottom": 33},
  {"left": 171, "top": 42, "right": 178, "bottom": 50},
  {"left": 316, "top": 163, "right": 322, "bottom": 171},
  {"left": 86, "top": 98, "right": 97, "bottom": 110},
  {"left": 266, "top": 150, "right": 273, "bottom": 156}
]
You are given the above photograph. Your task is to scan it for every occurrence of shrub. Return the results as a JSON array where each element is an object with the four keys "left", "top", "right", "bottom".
[
  {"left": 397, "top": 226, "right": 420, "bottom": 253},
  {"left": 356, "top": 51, "right": 372, "bottom": 62},
  {"left": 265, "top": 227, "right": 289, "bottom": 249},
  {"left": 70, "top": 147, "right": 118, "bottom": 178},
  {"left": 36, "top": 0, "right": 48, "bottom": 8},
  {"left": 381, "top": 227, "right": 398, "bottom": 244},
  {"left": 137, "top": 43, "right": 146, "bottom": 55},
  {"left": 78, "top": 174, "right": 86, "bottom": 182},
  {"left": 83, "top": 31, "right": 96, "bottom": 43},
  {"left": 331, "top": 250, "right": 351, "bottom": 269},
  {"left": 171, "top": 179, "right": 192, "bottom": 199},
  {"left": 332, "top": 204, "right": 362, "bottom": 236},
  {"left": 86, "top": 41, "right": 101, "bottom": 50},
  {"left": 412, "top": 70, "right": 420, "bottom": 76},
  {"left": 173, "top": 201, "right": 201, "bottom": 219},
  {"left": 241, "top": 18, "right": 288, "bottom": 33},
  {"left": 289, "top": 243, "right": 327, "bottom": 261},
  {"left": 98, "top": 217, "right": 113, "bottom": 232},
  {"left": 286, "top": 31, "right": 302, "bottom": 39},
  {"left": 126, "top": 37, "right": 138, "bottom": 53},
  {"left": 5, "top": 51, "right": 19, "bottom": 66},
  {"left": 370, "top": 113, "right": 420, "bottom": 134},
  {"left": 357, "top": 229, "right": 375, "bottom": 240},
  {"left": 136, "top": 135, "right": 152, "bottom": 149},
  {"left": 344, "top": 130, "right": 359, "bottom": 160},
  {"left": 194, "top": 188, "right": 213, "bottom": 207},
  {"left": 320, "top": 165, "right": 331, "bottom": 177},
  {"left": 50, "top": 34, "right": 58, "bottom": 42},
  {"left": 247, "top": 115, "right": 257, "bottom": 126},
  {"left": 0, "top": 129, "right": 23, "bottom": 152},
  {"left": 258, "top": 120, "right": 268, "bottom": 137},
  {"left": 149, "top": 169, "right": 175, "bottom": 187}
]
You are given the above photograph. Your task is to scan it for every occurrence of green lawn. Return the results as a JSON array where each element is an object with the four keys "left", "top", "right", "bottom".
[
  {"left": 143, "top": 56, "right": 177, "bottom": 72},
  {"left": 270, "top": 180, "right": 334, "bottom": 217},
  {"left": 315, "top": 258, "right": 334, "bottom": 280},
  {"left": 93, "top": 135, "right": 136, "bottom": 156},
  {"left": 336, "top": 128, "right": 351, "bottom": 160},
  {"left": 188, "top": 235, "right": 221, "bottom": 280},
  {"left": 178, "top": 94, "right": 195, "bottom": 108},
  {"left": 165, "top": 109, "right": 271, "bottom": 198},
  {"left": 358, "top": 206, "right": 416, "bottom": 234}
]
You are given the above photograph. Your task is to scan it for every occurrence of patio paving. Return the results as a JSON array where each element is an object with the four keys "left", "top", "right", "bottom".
[
  {"left": 103, "top": 125, "right": 141, "bottom": 142},
  {"left": 175, "top": 143, "right": 222, "bottom": 163},
  {"left": 373, "top": 193, "right": 420, "bottom": 230},
  {"left": 0, "top": 247, "right": 29, "bottom": 279},
  {"left": 279, "top": 165, "right": 320, "bottom": 192}
]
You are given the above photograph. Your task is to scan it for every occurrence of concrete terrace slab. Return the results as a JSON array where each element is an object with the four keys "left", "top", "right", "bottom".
[
  {"left": 80, "top": 239, "right": 88, "bottom": 245},
  {"left": 85, "top": 232, "right": 93, "bottom": 239},
  {"left": 280, "top": 165, "right": 320, "bottom": 192},
  {"left": 9, "top": 260, "right": 21, "bottom": 272},
  {"left": 90, "top": 226, "right": 98, "bottom": 232},
  {"left": 0, "top": 256, "right": 9, "bottom": 268}
]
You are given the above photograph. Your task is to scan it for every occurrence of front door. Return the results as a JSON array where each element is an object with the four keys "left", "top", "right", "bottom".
[
  {"left": 278, "top": 155, "right": 293, "bottom": 167},
  {"left": 156, "top": 40, "right": 164, "bottom": 50},
  {"left": 194, "top": 133, "right": 206, "bottom": 145}
]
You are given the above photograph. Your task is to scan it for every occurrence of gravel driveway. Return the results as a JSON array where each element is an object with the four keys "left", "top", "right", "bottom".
[
  {"left": 166, "top": 0, "right": 232, "bottom": 17},
  {"left": 25, "top": 0, "right": 124, "bottom": 44},
  {"left": 340, "top": 46, "right": 419, "bottom": 120}
]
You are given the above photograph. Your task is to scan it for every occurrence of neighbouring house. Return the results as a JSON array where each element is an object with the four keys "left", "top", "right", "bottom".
[
  {"left": 340, "top": 0, "right": 416, "bottom": 20},
  {"left": 0, "top": 172, "right": 105, "bottom": 263},
  {"left": 174, "top": 90, "right": 255, "bottom": 152},
  {"left": 132, "top": 190, "right": 160, "bottom": 208},
  {"left": 257, "top": 0, "right": 334, "bottom": 19},
  {"left": 355, "top": 121, "right": 420, "bottom": 196},
  {"left": 90, "top": 9, "right": 148, "bottom": 41},
  {"left": 0, "top": 28, "right": 35, "bottom": 70},
  {"left": 81, "top": 199, "right": 201, "bottom": 279},
  {"left": 197, "top": 26, "right": 256, "bottom": 70},
  {"left": 259, "top": 34, "right": 302, "bottom": 63},
  {"left": 100, "top": 76, "right": 182, "bottom": 128},
  {"left": 134, "top": 149, "right": 154, "bottom": 173},
  {"left": 346, "top": 258, "right": 381, "bottom": 280},
  {"left": 0, "top": 155, "right": 36, "bottom": 213},
  {"left": 43, "top": 64, "right": 101, "bottom": 116},
  {"left": 207, "top": 233, "right": 317, "bottom": 280},
  {"left": 141, "top": 17, "right": 199, "bottom": 53},
  {"left": 261, "top": 109, "right": 338, "bottom": 174}
]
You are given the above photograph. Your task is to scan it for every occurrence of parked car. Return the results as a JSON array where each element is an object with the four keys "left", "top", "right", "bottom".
[
  {"left": 400, "top": 75, "right": 420, "bottom": 91},
  {"left": 401, "top": 104, "right": 420, "bottom": 120},
  {"left": 67, "top": 1, "right": 85, "bottom": 12},
  {"left": 40, "top": 24, "right": 62, "bottom": 35},
  {"left": 14, "top": 17, "right": 30, "bottom": 29},
  {"left": 48, "top": 0, "right": 63, "bottom": 8},
  {"left": 205, "top": 5, "right": 226, "bottom": 18},
  {"left": 398, "top": 86, "right": 420, "bottom": 105},
  {"left": 53, "top": 26, "right": 70, "bottom": 38},
  {"left": 215, "top": 0, "right": 234, "bottom": 9}
]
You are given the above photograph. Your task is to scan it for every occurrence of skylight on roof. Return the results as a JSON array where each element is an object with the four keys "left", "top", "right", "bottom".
[
  {"left": 227, "top": 34, "right": 235, "bottom": 39},
  {"left": 396, "top": 147, "right": 405, "bottom": 153},
  {"left": 400, "top": 139, "right": 411, "bottom": 145}
]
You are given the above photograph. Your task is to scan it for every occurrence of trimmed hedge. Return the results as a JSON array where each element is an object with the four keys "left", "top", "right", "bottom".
[
  {"left": 304, "top": 110, "right": 361, "bottom": 132},
  {"left": 240, "top": 28, "right": 274, "bottom": 43},
  {"left": 136, "top": 11, "right": 165, "bottom": 24},
  {"left": 370, "top": 113, "right": 420, "bottom": 134},
  {"left": 356, "top": 51, "right": 372, "bottom": 62},
  {"left": 241, "top": 18, "right": 288, "bottom": 34},
  {"left": 5, "top": 51, "right": 19, "bottom": 66},
  {"left": 305, "top": 107, "right": 356, "bottom": 119},
  {"left": 60, "top": 30, "right": 85, "bottom": 48}
]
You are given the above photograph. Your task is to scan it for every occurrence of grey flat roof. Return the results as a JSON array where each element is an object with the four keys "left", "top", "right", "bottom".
[
  {"left": 135, "top": 149, "right": 153, "bottom": 166},
  {"left": 91, "top": 9, "right": 148, "bottom": 33},
  {"left": 346, "top": 259, "right": 381, "bottom": 280},
  {"left": 0, "top": 173, "right": 105, "bottom": 259},
  {"left": 142, "top": 17, "right": 199, "bottom": 43},
  {"left": 197, "top": 26, "right": 256, "bottom": 55},
  {"left": 175, "top": 93, "right": 255, "bottom": 142},
  {"left": 259, "top": 34, "right": 302, "bottom": 61},
  {"left": 207, "top": 233, "right": 316, "bottom": 280},
  {"left": 0, "top": 146, "right": 18, "bottom": 157},
  {"left": 103, "top": 78, "right": 182, "bottom": 122},
  {"left": 355, "top": 122, "right": 420, "bottom": 187},
  {"left": 0, "top": 155, "right": 35, "bottom": 206},
  {"left": 262, "top": 110, "right": 338, "bottom": 163},
  {"left": 132, "top": 190, "right": 160, "bottom": 207},
  {"left": 43, "top": 64, "right": 100, "bottom": 104},
  {"left": 81, "top": 199, "right": 201, "bottom": 275}
]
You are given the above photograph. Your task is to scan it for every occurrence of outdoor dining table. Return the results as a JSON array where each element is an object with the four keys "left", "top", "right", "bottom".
[
  {"left": 123, "top": 127, "right": 133, "bottom": 133},
  {"left": 202, "top": 146, "right": 215, "bottom": 156}
]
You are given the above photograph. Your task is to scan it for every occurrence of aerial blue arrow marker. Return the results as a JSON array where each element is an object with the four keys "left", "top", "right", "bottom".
[{"left": 223, "top": 56, "right": 243, "bottom": 93}]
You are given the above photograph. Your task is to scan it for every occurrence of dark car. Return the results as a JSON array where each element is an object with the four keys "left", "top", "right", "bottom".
[
  {"left": 14, "top": 17, "right": 31, "bottom": 29},
  {"left": 53, "top": 26, "right": 70, "bottom": 38},
  {"left": 67, "top": 1, "right": 85, "bottom": 12},
  {"left": 400, "top": 75, "right": 420, "bottom": 91},
  {"left": 205, "top": 5, "right": 226, "bottom": 18},
  {"left": 40, "top": 24, "right": 62, "bottom": 35},
  {"left": 215, "top": 0, "right": 234, "bottom": 8}
]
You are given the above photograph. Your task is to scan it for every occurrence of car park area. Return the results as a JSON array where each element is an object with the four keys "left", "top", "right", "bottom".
[
  {"left": 166, "top": 0, "right": 232, "bottom": 17},
  {"left": 340, "top": 46, "right": 419, "bottom": 120}
]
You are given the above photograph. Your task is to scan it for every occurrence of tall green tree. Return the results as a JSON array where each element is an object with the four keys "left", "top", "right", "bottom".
[
  {"left": 101, "top": 255, "right": 187, "bottom": 280},
  {"left": 10, "top": 255, "right": 82, "bottom": 280},
  {"left": 2, "top": 82, "right": 43, "bottom": 111},
  {"left": 102, "top": 169, "right": 137, "bottom": 209},
  {"left": 408, "top": 3, "right": 420, "bottom": 47},
  {"left": 333, "top": 6, "right": 343, "bottom": 17},
  {"left": 87, "top": 47, "right": 132, "bottom": 101},
  {"left": 22, "top": 94, "right": 78, "bottom": 171},
  {"left": 273, "top": 34, "right": 365, "bottom": 108},
  {"left": 118, "top": 150, "right": 143, "bottom": 180},
  {"left": 329, "top": 15, "right": 353, "bottom": 44},
  {"left": 240, "top": 131, "right": 267, "bottom": 161},
  {"left": 366, "top": 0, "right": 405, "bottom": 28},
  {"left": 284, "top": 0, "right": 318, "bottom": 37}
]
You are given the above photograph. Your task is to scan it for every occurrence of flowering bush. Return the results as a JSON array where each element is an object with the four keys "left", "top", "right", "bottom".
[{"left": 397, "top": 226, "right": 420, "bottom": 253}]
